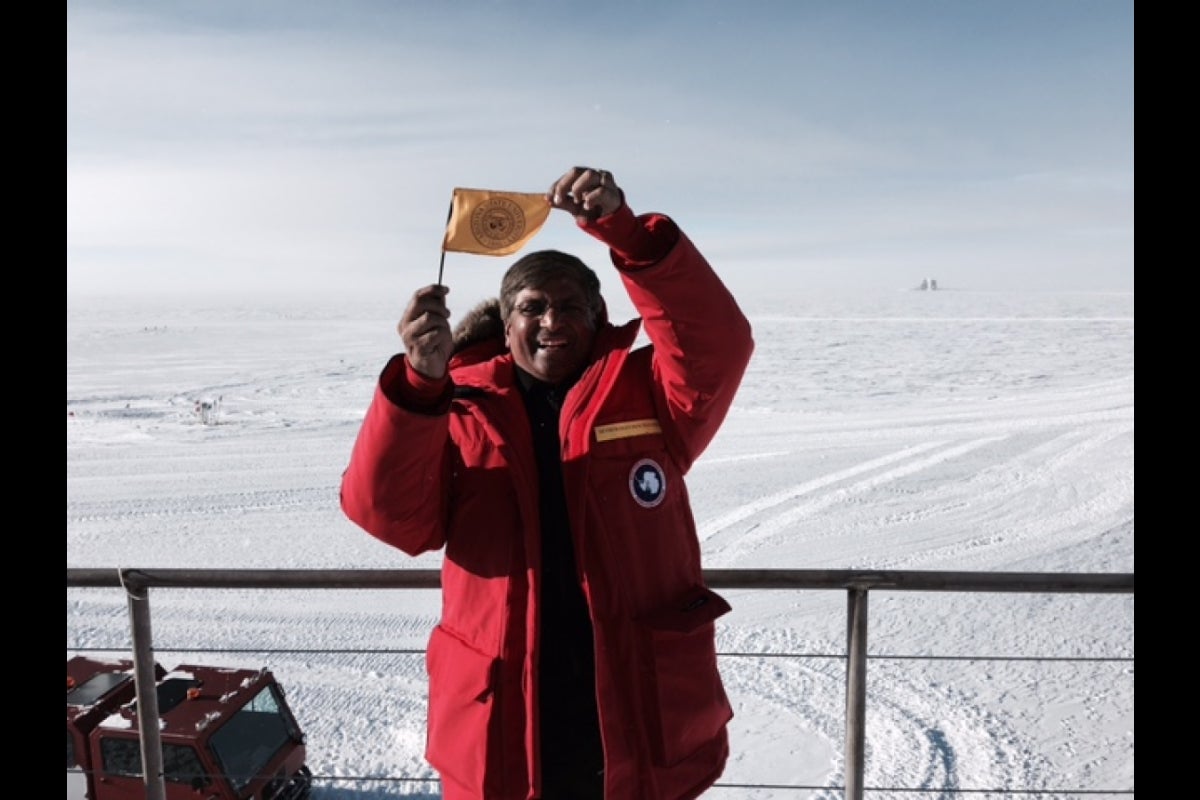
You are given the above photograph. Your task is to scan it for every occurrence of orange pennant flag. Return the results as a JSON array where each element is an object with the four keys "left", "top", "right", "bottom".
[{"left": 442, "top": 188, "right": 552, "bottom": 256}]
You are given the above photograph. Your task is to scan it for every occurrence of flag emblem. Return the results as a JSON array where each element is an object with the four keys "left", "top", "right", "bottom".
[{"left": 472, "top": 196, "right": 526, "bottom": 251}]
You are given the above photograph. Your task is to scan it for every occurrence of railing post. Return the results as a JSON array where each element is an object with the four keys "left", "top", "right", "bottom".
[
  {"left": 124, "top": 572, "right": 167, "bottom": 800},
  {"left": 845, "top": 587, "right": 868, "bottom": 800}
]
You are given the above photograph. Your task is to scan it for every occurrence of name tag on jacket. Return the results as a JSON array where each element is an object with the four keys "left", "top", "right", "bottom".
[{"left": 594, "top": 418, "right": 663, "bottom": 442}]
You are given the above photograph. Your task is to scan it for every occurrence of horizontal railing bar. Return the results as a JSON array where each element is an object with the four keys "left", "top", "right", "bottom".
[
  {"left": 713, "top": 784, "right": 1133, "bottom": 794},
  {"left": 66, "top": 768, "right": 1132, "bottom": 795},
  {"left": 64, "top": 645, "right": 1136, "bottom": 663},
  {"left": 67, "top": 567, "right": 1134, "bottom": 593}
]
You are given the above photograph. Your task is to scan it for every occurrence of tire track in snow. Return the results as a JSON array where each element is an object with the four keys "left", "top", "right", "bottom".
[
  {"left": 703, "top": 437, "right": 1007, "bottom": 567},
  {"left": 67, "top": 485, "right": 340, "bottom": 522},
  {"left": 714, "top": 627, "right": 1055, "bottom": 797},
  {"left": 698, "top": 441, "right": 949, "bottom": 547},
  {"left": 866, "top": 423, "right": 1134, "bottom": 571}
]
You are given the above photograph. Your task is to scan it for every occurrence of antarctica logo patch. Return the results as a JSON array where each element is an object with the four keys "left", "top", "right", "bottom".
[{"left": 629, "top": 458, "right": 666, "bottom": 508}]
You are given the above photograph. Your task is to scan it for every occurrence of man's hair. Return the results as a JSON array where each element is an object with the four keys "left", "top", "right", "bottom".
[{"left": 499, "top": 250, "right": 603, "bottom": 321}]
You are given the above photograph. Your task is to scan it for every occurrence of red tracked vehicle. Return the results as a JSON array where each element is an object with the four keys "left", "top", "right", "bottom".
[{"left": 67, "top": 655, "right": 312, "bottom": 800}]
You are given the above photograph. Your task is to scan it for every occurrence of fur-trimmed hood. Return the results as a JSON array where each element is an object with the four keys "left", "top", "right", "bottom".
[
  {"left": 449, "top": 298, "right": 507, "bottom": 367},
  {"left": 452, "top": 298, "right": 505, "bottom": 355}
]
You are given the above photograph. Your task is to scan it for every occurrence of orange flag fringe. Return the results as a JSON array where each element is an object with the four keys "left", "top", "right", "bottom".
[{"left": 442, "top": 188, "right": 551, "bottom": 256}]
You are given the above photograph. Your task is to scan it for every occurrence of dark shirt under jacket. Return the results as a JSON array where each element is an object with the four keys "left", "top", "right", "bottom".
[{"left": 515, "top": 366, "right": 604, "bottom": 800}]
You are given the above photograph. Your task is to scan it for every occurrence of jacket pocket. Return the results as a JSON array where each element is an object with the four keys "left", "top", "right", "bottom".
[
  {"left": 636, "top": 586, "right": 735, "bottom": 766},
  {"left": 424, "top": 624, "right": 499, "bottom": 791}
]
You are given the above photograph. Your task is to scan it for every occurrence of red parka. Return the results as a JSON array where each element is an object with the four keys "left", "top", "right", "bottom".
[{"left": 340, "top": 211, "right": 754, "bottom": 799}]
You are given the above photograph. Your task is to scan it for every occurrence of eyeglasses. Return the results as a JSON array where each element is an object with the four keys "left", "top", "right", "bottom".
[{"left": 514, "top": 300, "right": 592, "bottom": 321}]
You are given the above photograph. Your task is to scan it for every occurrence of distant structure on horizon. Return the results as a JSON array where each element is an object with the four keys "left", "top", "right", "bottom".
[{"left": 917, "top": 278, "right": 939, "bottom": 291}]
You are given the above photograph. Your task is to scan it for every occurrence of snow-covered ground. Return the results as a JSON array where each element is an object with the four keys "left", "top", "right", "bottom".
[{"left": 67, "top": 286, "right": 1134, "bottom": 798}]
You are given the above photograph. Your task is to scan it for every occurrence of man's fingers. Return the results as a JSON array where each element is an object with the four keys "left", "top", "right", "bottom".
[
  {"left": 403, "top": 287, "right": 450, "bottom": 324},
  {"left": 569, "top": 169, "right": 606, "bottom": 203},
  {"left": 416, "top": 283, "right": 449, "bottom": 298},
  {"left": 398, "top": 283, "right": 453, "bottom": 355},
  {"left": 401, "top": 313, "right": 450, "bottom": 344},
  {"left": 410, "top": 284, "right": 449, "bottom": 309},
  {"left": 549, "top": 167, "right": 586, "bottom": 204},
  {"left": 549, "top": 167, "right": 605, "bottom": 204},
  {"left": 548, "top": 167, "right": 618, "bottom": 218}
]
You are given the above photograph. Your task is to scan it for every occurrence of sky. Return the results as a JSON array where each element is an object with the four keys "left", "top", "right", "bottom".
[
  {"left": 67, "top": 287, "right": 1134, "bottom": 797},
  {"left": 67, "top": 0, "right": 1134, "bottom": 302}
]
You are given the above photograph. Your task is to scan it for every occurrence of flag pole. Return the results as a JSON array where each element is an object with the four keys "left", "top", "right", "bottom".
[{"left": 437, "top": 195, "right": 454, "bottom": 286}]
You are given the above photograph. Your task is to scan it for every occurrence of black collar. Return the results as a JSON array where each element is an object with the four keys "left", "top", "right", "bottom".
[{"left": 514, "top": 366, "right": 582, "bottom": 395}]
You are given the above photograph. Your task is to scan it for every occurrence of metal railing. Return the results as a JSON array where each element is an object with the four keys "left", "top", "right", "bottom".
[{"left": 66, "top": 567, "right": 1134, "bottom": 800}]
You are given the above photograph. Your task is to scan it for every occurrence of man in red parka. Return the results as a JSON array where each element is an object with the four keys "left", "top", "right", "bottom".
[{"left": 340, "top": 166, "right": 754, "bottom": 799}]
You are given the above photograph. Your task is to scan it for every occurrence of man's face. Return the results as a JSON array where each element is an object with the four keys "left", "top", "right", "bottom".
[{"left": 505, "top": 276, "right": 597, "bottom": 385}]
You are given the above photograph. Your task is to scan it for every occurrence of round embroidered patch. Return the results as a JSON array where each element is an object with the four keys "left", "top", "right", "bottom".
[{"left": 629, "top": 458, "right": 667, "bottom": 508}]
